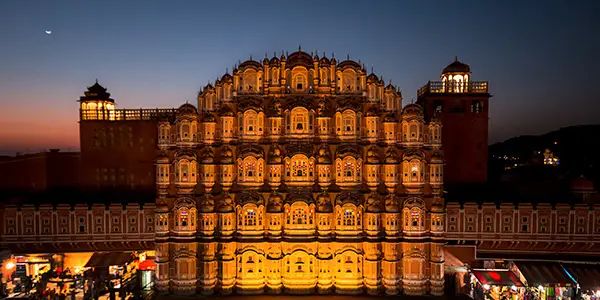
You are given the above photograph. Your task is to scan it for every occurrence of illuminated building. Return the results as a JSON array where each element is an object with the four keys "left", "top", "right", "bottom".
[
  {"left": 150, "top": 49, "right": 444, "bottom": 296},
  {"left": 543, "top": 148, "right": 560, "bottom": 165}
]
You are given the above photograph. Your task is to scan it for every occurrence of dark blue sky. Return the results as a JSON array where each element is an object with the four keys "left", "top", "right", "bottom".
[{"left": 0, "top": 0, "right": 598, "bottom": 153}]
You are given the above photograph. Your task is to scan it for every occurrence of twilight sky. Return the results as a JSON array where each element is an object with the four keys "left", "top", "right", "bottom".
[{"left": 0, "top": 0, "right": 599, "bottom": 155}]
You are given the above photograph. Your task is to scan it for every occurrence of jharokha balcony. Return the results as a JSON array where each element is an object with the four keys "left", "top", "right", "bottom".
[{"left": 417, "top": 80, "right": 489, "bottom": 96}]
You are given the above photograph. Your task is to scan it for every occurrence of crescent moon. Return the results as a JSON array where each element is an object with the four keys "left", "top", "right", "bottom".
[{"left": 45, "top": 30, "right": 52, "bottom": 35}]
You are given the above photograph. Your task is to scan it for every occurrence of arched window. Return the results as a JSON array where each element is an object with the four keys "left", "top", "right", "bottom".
[
  {"left": 240, "top": 156, "right": 262, "bottom": 183},
  {"left": 320, "top": 69, "right": 328, "bottom": 84},
  {"left": 180, "top": 122, "right": 191, "bottom": 142},
  {"left": 243, "top": 69, "right": 257, "bottom": 92},
  {"left": 245, "top": 209, "right": 256, "bottom": 226},
  {"left": 342, "top": 70, "right": 356, "bottom": 91},
  {"left": 368, "top": 86, "right": 375, "bottom": 99},
  {"left": 342, "top": 110, "right": 356, "bottom": 135},
  {"left": 272, "top": 68, "right": 279, "bottom": 84},
  {"left": 291, "top": 107, "right": 309, "bottom": 134},
  {"left": 176, "top": 159, "right": 196, "bottom": 183},
  {"left": 294, "top": 75, "right": 306, "bottom": 91},
  {"left": 244, "top": 110, "right": 258, "bottom": 134},
  {"left": 336, "top": 156, "right": 361, "bottom": 184},
  {"left": 287, "top": 154, "right": 313, "bottom": 182},
  {"left": 343, "top": 209, "right": 355, "bottom": 226}
]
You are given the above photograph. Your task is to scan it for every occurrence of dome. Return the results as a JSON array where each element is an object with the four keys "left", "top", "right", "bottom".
[
  {"left": 319, "top": 56, "right": 330, "bottom": 66},
  {"left": 178, "top": 103, "right": 197, "bottom": 115},
  {"left": 263, "top": 55, "right": 269, "bottom": 64},
  {"left": 384, "top": 196, "right": 399, "bottom": 212},
  {"left": 431, "top": 202, "right": 444, "bottom": 213},
  {"left": 267, "top": 192, "right": 283, "bottom": 213},
  {"left": 270, "top": 55, "right": 280, "bottom": 65},
  {"left": 317, "top": 145, "right": 332, "bottom": 164},
  {"left": 430, "top": 152, "right": 443, "bottom": 164},
  {"left": 571, "top": 176, "right": 595, "bottom": 192},
  {"left": 286, "top": 50, "right": 313, "bottom": 68},
  {"left": 219, "top": 105, "right": 235, "bottom": 117},
  {"left": 317, "top": 193, "right": 333, "bottom": 213},
  {"left": 385, "top": 83, "right": 395, "bottom": 91},
  {"left": 220, "top": 73, "right": 233, "bottom": 83},
  {"left": 366, "top": 146, "right": 380, "bottom": 164},
  {"left": 443, "top": 58, "right": 471, "bottom": 74},
  {"left": 367, "top": 73, "right": 379, "bottom": 83},
  {"left": 155, "top": 153, "right": 170, "bottom": 164},
  {"left": 201, "top": 148, "right": 215, "bottom": 164},
  {"left": 366, "top": 194, "right": 382, "bottom": 213},
  {"left": 202, "top": 113, "right": 216, "bottom": 123},
  {"left": 238, "top": 59, "right": 262, "bottom": 70},
  {"left": 402, "top": 104, "right": 423, "bottom": 118},
  {"left": 217, "top": 194, "right": 234, "bottom": 213},
  {"left": 338, "top": 59, "right": 361, "bottom": 70},
  {"left": 330, "top": 55, "right": 337, "bottom": 64},
  {"left": 313, "top": 53, "right": 319, "bottom": 62},
  {"left": 220, "top": 146, "right": 234, "bottom": 164},
  {"left": 199, "top": 196, "right": 215, "bottom": 213},
  {"left": 366, "top": 105, "right": 379, "bottom": 117},
  {"left": 155, "top": 205, "right": 169, "bottom": 213},
  {"left": 384, "top": 113, "right": 398, "bottom": 123},
  {"left": 384, "top": 148, "right": 399, "bottom": 164},
  {"left": 267, "top": 145, "right": 283, "bottom": 164}
]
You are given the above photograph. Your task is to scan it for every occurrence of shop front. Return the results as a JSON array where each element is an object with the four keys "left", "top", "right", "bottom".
[
  {"left": 511, "top": 262, "right": 576, "bottom": 300},
  {"left": 471, "top": 269, "right": 525, "bottom": 300},
  {"left": 562, "top": 263, "right": 600, "bottom": 300}
]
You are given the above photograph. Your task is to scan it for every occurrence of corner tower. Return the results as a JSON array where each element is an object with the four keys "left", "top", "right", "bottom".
[{"left": 417, "top": 58, "right": 491, "bottom": 185}]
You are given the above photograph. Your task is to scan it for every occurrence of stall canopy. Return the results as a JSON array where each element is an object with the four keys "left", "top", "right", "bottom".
[
  {"left": 138, "top": 259, "right": 155, "bottom": 271},
  {"left": 562, "top": 263, "right": 600, "bottom": 290},
  {"left": 515, "top": 262, "right": 575, "bottom": 287},
  {"left": 84, "top": 252, "right": 134, "bottom": 268},
  {"left": 472, "top": 270, "right": 524, "bottom": 287}
]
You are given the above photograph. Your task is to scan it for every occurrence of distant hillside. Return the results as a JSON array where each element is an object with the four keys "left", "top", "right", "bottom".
[{"left": 489, "top": 124, "right": 600, "bottom": 182}]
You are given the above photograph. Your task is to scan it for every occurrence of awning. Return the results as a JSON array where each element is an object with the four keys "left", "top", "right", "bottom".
[
  {"left": 84, "top": 252, "right": 135, "bottom": 268},
  {"left": 472, "top": 270, "right": 524, "bottom": 287},
  {"left": 562, "top": 263, "right": 600, "bottom": 290},
  {"left": 138, "top": 259, "right": 155, "bottom": 271},
  {"left": 515, "top": 262, "right": 575, "bottom": 286}
]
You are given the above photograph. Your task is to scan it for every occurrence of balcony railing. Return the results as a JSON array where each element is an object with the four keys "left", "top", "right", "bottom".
[
  {"left": 418, "top": 81, "right": 488, "bottom": 96},
  {"left": 80, "top": 108, "right": 178, "bottom": 121}
]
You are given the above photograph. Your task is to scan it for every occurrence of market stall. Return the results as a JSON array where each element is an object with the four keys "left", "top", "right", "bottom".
[
  {"left": 562, "top": 263, "right": 600, "bottom": 300},
  {"left": 511, "top": 261, "right": 576, "bottom": 299},
  {"left": 471, "top": 269, "right": 525, "bottom": 300}
]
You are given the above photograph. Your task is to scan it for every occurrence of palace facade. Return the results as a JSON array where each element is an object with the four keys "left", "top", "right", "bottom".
[{"left": 152, "top": 49, "right": 445, "bottom": 295}]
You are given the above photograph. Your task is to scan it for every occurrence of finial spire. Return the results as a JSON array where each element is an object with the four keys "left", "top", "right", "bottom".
[
  {"left": 298, "top": 44, "right": 302, "bottom": 51},
  {"left": 265, "top": 52, "right": 268, "bottom": 58},
  {"left": 274, "top": 51, "right": 277, "bottom": 57},
  {"left": 454, "top": 56, "right": 458, "bottom": 62},
  {"left": 95, "top": 78, "right": 98, "bottom": 84},
  {"left": 226, "top": 68, "right": 229, "bottom": 74},
  {"left": 250, "top": 54, "right": 253, "bottom": 61},
  {"left": 371, "top": 67, "right": 373, "bottom": 73},
  {"left": 347, "top": 54, "right": 350, "bottom": 60}
]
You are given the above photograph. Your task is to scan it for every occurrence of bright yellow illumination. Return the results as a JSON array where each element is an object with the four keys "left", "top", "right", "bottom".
[{"left": 5, "top": 262, "right": 14, "bottom": 270}]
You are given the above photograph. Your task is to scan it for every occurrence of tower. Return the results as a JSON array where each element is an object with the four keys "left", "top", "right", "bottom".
[
  {"left": 78, "top": 80, "right": 115, "bottom": 121},
  {"left": 417, "top": 58, "right": 491, "bottom": 185}
]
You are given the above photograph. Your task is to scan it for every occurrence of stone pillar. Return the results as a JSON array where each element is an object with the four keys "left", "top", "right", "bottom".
[
  {"left": 429, "top": 242, "right": 445, "bottom": 296},
  {"left": 154, "top": 242, "right": 170, "bottom": 294}
]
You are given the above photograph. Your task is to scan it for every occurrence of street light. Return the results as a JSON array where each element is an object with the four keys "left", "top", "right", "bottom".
[{"left": 5, "top": 262, "right": 15, "bottom": 270}]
